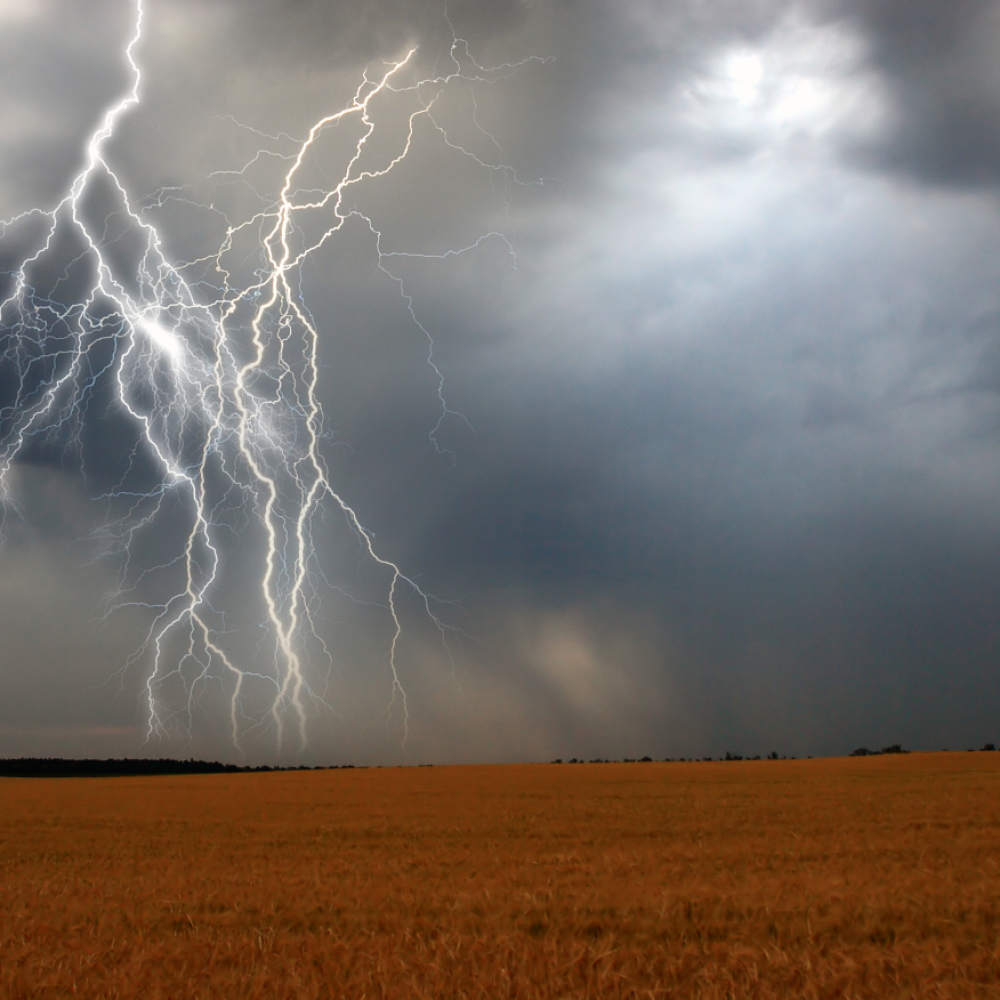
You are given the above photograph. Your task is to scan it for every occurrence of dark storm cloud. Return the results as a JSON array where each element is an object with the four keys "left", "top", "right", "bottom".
[
  {"left": 0, "top": 1, "right": 127, "bottom": 213},
  {"left": 530, "top": 0, "right": 1000, "bottom": 192},
  {"left": 223, "top": 0, "right": 530, "bottom": 61},
  {"left": 2, "top": 1, "right": 1000, "bottom": 763},
  {"left": 0, "top": 466, "right": 147, "bottom": 759},
  {"left": 830, "top": 0, "right": 1000, "bottom": 187}
]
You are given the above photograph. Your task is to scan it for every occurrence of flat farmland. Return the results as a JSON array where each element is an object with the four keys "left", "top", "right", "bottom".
[{"left": 2, "top": 754, "right": 999, "bottom": 999}]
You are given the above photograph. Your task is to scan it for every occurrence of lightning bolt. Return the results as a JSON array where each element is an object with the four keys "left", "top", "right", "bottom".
[{"left": 0, "top": 1, "right": 545, "bottom": 757}]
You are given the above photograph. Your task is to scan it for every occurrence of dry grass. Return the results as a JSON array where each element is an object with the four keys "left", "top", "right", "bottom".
[{"left": 2, "top": 752, "right": 999, "bottom": 998}]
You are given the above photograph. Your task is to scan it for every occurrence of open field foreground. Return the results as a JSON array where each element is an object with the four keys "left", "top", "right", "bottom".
[{"left": 2, "top": 754, "right": 999, "bottom": 999}]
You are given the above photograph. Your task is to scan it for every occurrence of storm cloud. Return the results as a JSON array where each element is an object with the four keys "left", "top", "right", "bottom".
[{"left": 1, "top": 0, "right": 998, "bottom": 764}]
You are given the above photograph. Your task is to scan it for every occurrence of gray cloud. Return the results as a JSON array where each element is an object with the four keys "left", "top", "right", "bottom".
[
  {"left": 827, "top": 0, "right": 1000, "bottom": 187},
  {"left": 1, "top": 1, "right": 999, "bottom": 763},
  {"left": 0, "top": 1, "right": 127, "bottom": 215}
]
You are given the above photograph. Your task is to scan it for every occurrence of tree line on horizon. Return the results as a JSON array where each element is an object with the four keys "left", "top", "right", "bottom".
[{"left": 1, "top": 743, "right": 997, "bottom": 777}]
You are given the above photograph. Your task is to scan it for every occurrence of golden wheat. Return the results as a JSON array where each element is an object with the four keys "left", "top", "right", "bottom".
[{"left": 2, "top": 753, "right": 999, "bottom": 998}]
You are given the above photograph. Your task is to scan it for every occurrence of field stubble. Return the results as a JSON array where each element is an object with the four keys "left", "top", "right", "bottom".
[{"left": 2, "top": 753, "right": 999, "bottom": 998}]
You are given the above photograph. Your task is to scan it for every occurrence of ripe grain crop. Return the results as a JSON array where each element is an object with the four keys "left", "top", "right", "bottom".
[{"left": 2, "top": 753, "right": 999, "bottom": 998}]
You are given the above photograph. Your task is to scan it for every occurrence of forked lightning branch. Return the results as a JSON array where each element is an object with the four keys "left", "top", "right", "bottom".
[{"left": 0, "top": 1, "right": 540, "bottom": 755}]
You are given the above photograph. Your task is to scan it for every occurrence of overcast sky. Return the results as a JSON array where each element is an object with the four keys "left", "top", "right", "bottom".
[{"left": 1, "top": 0, "right": 999, "bottom": 764}]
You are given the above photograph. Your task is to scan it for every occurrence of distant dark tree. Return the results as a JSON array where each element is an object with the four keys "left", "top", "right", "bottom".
[
  {"left": 640, "top": 756, "right": 653, "bottom": 762},
  {"left": 551, "top": 759, "right": 563, "bottom": 764},
  {"left": 768, "top": 751, "right": 779, "bottom": 760},
  {"left": 0, "top": 757, "right": 280, "bottom": 778},
  {"left": 851, "top": 748, "right": 871, "bottom": 757},
  {"left": 982, "top": 744, "right": 996, "bottom": 752},
  {"left": 881, "top": 744, "right": 907, "bottom": 754}
]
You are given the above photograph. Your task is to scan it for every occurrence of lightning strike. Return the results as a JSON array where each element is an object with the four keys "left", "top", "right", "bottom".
[{"left": 0, "top": 2, "right": 544, "bottom": 757}]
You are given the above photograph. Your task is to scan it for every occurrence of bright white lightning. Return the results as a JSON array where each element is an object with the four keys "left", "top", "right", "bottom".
[
  {"left": 0, "top": 1, "right": 544, "bottom": 756},
  {"left": 140, "top": 319, "right": 184, "bottom": 363}
]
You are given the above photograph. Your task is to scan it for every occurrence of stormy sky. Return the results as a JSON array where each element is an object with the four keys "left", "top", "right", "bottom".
[{"left": 1, "top": 0, "right": 999, "bottom": 764}]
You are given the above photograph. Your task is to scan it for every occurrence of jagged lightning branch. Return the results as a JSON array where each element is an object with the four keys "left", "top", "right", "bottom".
[{"left": 0, "top": 1, "right": 545, "bottom": 755}]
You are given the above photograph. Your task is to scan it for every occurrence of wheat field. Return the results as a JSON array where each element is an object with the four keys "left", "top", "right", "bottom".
[{"left": 2, "top": 752, "right": 999, "bottom": 998}]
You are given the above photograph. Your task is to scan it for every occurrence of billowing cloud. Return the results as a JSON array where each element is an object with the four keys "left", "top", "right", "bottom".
[
  {"left": 1, "top": 0, "right": 998, "bottom": 763},
  {"left": 832, "top": 0, "right": 1000, "bottom": 187}
]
